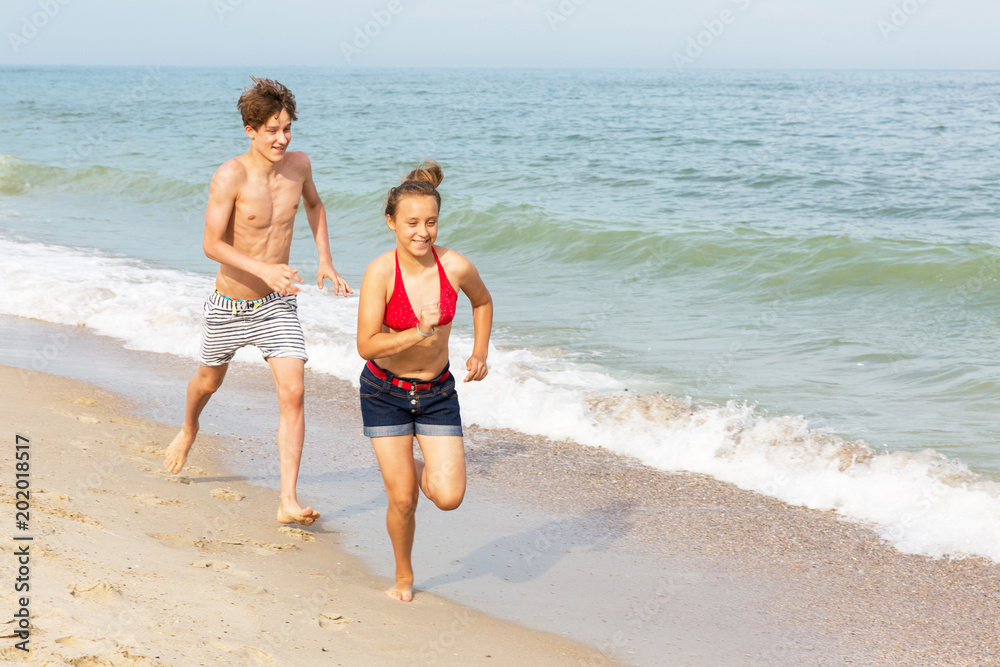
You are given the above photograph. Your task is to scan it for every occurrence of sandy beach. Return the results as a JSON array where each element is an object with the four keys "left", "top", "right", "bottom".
[
  {"left": 2, "top": 313, "right": 999, "bottom": 666},
  {"left": 0, "top": 363, "right": 613, "bottom": 666}
]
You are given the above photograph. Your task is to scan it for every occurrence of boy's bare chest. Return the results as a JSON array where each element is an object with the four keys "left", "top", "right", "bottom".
[{"left": 235, "top": 178, "right": 302, "bottom": 228}]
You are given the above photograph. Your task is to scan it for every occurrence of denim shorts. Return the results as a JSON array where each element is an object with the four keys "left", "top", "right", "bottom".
[{"left": 359, "top": 361, "right": 463, "bottom": 438}]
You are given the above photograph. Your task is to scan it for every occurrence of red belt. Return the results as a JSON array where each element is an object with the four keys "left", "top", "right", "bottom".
[{"left": 366, "top": 360, "right": 450, "bottom": 391}]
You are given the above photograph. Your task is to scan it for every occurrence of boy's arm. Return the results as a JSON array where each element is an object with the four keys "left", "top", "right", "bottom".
[
  {"left": 203, "top": 163, "right": 303, "bottom": 294},
  {"left": 301, "top": 156, "right": 352, "bottom": 296}
]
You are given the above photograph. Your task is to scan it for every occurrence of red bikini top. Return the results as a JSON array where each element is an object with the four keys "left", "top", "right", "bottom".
[{"left": 383, "top": 247, "right": 458, "bottom": 331}]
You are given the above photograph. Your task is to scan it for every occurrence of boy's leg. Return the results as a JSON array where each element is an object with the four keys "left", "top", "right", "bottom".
[
  {"left": 267, "top": 356, "right": 320, "bottom": 526},
  {"left": 164, "top": 363, "right": 229, "bottom": 474}
]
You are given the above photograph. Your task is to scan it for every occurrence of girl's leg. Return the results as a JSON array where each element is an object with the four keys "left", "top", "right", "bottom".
[
  {"left": 372, "top": 435, "right": 420, "bottom": 601},
  {"left": 414, "top": 435, "right": 466, "bottom": 511}
]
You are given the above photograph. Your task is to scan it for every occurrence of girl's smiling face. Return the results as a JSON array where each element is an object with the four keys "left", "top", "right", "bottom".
[{"left": 387, "top": 195, "right": 440, "bottom": 256}]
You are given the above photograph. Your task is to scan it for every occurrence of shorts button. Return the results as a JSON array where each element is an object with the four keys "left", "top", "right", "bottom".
[
  {"left": 410, "top": 399, "right": 417, "bottom": 405},
  {"left": 410, "top": 409, "right": 417, "bottom": 413}
]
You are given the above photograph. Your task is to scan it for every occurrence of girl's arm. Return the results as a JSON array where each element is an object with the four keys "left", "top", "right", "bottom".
[
  {"left": 356, "top": 257, "right": 439, "bottom": 360},
  {"left": 456, "top": 256, "right": 493, "bottom": 382}
]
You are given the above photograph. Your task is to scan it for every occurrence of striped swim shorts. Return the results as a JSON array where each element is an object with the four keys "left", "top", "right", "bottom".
[{"left": 198, "top": 290, "right": 308, "bottom": 367}]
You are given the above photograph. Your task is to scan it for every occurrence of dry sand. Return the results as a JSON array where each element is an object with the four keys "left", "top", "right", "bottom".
[{"left": 0, "top": 365, "right": 614, "bottom": 666}]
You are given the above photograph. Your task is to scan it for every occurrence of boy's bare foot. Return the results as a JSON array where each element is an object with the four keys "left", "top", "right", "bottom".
[
  {"left": 276, "top": 503, "right": 320, "bottom": 526},
  {"left": 164, "top": 427, "right": 197, "bottom": 474},
  {"left": 385, "top": 577, "right": 413, "bottom": 602}
]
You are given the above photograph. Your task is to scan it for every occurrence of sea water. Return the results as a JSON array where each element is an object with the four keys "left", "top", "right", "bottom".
[{"left": 2, "top": 66, "right": 999, "bottom": 560}]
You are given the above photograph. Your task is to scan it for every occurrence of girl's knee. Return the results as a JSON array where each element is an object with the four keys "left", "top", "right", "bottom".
[
  {"left": 431, "top": 488, "right": 465, "bottom": 512},
  {"left": 388, "top": 489, "right": 419, "bottom": 516}
]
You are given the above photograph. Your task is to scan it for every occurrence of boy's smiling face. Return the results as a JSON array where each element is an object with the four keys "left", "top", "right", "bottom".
[{"left": 246, "top": 109, "right": 292, "bottom": 163}]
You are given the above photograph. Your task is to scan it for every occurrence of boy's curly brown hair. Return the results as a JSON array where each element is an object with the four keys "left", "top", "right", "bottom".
[{"left": 237, "top": 77, "right": 297, "bottom": 130}]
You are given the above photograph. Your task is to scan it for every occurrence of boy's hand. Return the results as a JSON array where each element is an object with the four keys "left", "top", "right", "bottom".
[
  {"left": 318, "top": 263, "right": 353, "bottom": 296},
  {"left": 464, "top": 354, "right": 488, "bottom": 382},
  {"left": 262, "top": 264, "right": 303, "bottom": 296}
]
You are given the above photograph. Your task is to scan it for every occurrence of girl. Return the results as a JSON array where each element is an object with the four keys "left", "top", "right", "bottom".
[{"left": 356, "top": 161, "right": 493, "bottom": 601}]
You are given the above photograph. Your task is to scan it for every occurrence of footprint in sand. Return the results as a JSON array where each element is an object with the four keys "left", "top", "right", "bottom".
[
  {"left": 109, "top": 417, "right": 148, "bottom": 429},
  {"left": 146, "top": 533, "right": 195, "bottom": 549},
  {"left": 207, "top": 643, "right": 277, "bottom": 666},
  {"left": 163, "top": 474, "right": 193, "bottom": 485},
  {"left": 0, "top": 645, "right": 35, "bottom": 662},
  {"left": 319, "top": 613, "right": 352, "bottom": 628},
  {"left": 189, "top": 560, "right": 230, "bottom": 569},
  {"left": 55, "top": 636, "right": 117, "bottom": 651},
  {"left": 65, "top": 649, "right": 164, "bottom": 666},
  {"left": 70, "top": 580, "right": 122, "bottom": 603},
  {"left": 118, "top": 443, "right": 162, "bottom": 455},
  {"left": 244, "top": 539, "right": 297, "bottom": 554},
  {"left": 277, "top": 526, "right": 315, "bottom": 542},
  {"left": 35, "top": 492, "right": 70, "bottom": 502},
  {"left": 53, "top": 408, "right": 100, "bottom": 424},
  {"left": 126, "top": 460, "right": 162, "bottom": 472},
  {"left": 222, "top": 538, "right": 298, "bottom": 555},
  {"left": 39, "top": 504, "right": 101, "bottom": 527},
  {"left": 128, "top": 494, "right": 180, "bottom": 506},
  {"left": 210, "top": 488, "right": 244, "bottom": 502},
  {"left": 229, "top": 583, "right": 268, "bottom": 595},
  {"left": 73, "top": 398, "right": 99, "bottom": 408}
]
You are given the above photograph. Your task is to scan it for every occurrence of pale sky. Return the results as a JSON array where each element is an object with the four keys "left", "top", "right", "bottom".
[{"left": 2, "top": 0, "right": 998, "bottom": 70}]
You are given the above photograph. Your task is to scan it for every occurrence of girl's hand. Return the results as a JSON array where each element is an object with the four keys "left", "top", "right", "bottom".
[
  {"left": 465, "top": 354, "right": 488, "bottom": 382},
  {"left": 418, "top": 303, "right": 441, "bottom": 336}
]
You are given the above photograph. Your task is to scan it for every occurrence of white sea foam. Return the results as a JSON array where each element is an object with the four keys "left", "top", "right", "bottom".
[{"left": 3, "top": 236, "right": 999, "bottom": 562}]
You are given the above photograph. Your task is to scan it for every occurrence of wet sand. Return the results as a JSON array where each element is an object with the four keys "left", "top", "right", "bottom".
[
  {"left": 2, "top": 314, "right": 998, "bottom": 665},
  {"left": 0, "top": 363, "right": 613, "bottom": 666}
]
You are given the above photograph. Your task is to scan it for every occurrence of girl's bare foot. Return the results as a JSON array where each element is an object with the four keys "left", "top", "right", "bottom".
[{"left": 385, "top": 576, "right": 414, "bottom": 602}]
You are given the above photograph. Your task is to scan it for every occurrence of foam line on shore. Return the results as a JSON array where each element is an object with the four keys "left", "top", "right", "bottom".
[{"left": 3, "top": 234, "right": 999, "bottom": 563}]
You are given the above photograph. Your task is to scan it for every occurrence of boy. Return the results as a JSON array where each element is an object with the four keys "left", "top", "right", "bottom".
[{"left": 164, "top": 77, "right": 351, "bottom": 526}]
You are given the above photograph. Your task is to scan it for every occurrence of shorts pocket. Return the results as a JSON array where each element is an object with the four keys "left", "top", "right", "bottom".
[
  {"left": 359, "top": 375, "right": 385, "bottom": 399},
  {"left": 439, "top": 379, "right": 457, "bottom": 398},
  {"left": 204, "top": 304, "right": 236, "bottom": 325}
]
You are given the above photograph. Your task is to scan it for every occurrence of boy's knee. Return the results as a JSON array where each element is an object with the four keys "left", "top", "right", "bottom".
[
  {"left": 277, "top": 381, "right": 304, "bottom": 406},
  {"left": 196, "top": 372, "right": 225, "bottom": 394}
]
